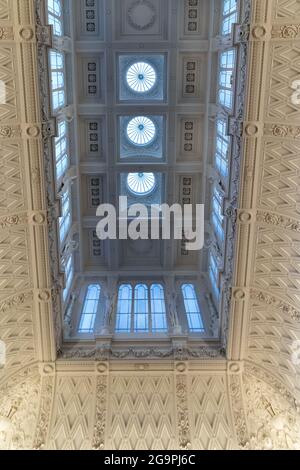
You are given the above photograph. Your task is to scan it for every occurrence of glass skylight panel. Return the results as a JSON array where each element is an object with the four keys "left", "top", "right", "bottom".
[
  {"left": 134, "top": 284, "right": 149, "bottom": 333},
  {"left": 126, "top": 62, "right": 157, "bottom": 93},
  {"left": 181, "top": 284, "right": 204, "bottom": 333},
  {"left": 218, "top": 50, "right": 236, "bottom": 110},
  {"left": 216, "top": 119, "right": 230, "bottom": 178},
  {"left": 63, "top": 253, "right": 74, "bottom": 302},
  {"left": 208, "top": 253, "right": 220, "bottom": 300},
  {"left": 55, "top": 120, "right": 68, "bottom": 180},
  {"left": 150, "top": 284, "right": 168, "bottom": 332},
  {"left": 212, "top": 188, "right": 224, "bottom": 245},
  {"left": 222, "top": 0, "right": 238, "bottom": 35},
  {"left": 78, "top": 285, "right": 101, "bottom": 334},
  {"left": 59, "top": 189, "right": 72, "bottom": 244},
  {"left": 115, "top": 284, "right": 133, "bottom": 333},
  {"left": 127, "top": 172, "right": 156, "bottom": 196},
  {"left": 47, "top": 0, "right": 63, "bottom": 37},
  {"left": 49, "top": 50, "right": 65, "bottom": 112},
  {"left": 127, "top": 116, "right": 156, "bottom": 146}
]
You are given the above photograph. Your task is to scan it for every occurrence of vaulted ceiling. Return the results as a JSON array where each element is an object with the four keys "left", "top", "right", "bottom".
[{"left": 0, "top": 0, "right": 300, "bottom": 451}]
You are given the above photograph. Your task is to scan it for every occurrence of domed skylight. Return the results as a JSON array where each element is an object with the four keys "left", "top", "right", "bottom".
[
  {"left": 127, "top": 116, "right": 156, "bottom": 146},
  {"left": 126, "top": 62, "right": 157, "bottom": 93},
  {"left": 127, "top": 173, "right": 156, "bottom": 196}
]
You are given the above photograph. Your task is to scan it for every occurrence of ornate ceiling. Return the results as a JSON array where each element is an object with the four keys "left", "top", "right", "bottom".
[{"left": 0, "top": 0, "right": 300, "bottom": 451}]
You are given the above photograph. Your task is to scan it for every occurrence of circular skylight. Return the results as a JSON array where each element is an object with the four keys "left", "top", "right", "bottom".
[
  {"left": 127, "top": 116, "right": 156, "bottom": 146},
  {"left": 126, "top": 62, "right": 157, "bottom": 93},
  {"left": 127, "top": 173, "right": 156, "bottom": 196}
]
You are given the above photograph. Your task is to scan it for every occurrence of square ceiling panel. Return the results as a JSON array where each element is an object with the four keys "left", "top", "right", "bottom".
[
  {"left": 119, "top": 115, "right": 165, "bottom": 160},
  {"left": 113, "top": 0, "right": 169, "bottom": 40},
  {"left": 118, "top": 53, "right": 167, "bottom": 102}
]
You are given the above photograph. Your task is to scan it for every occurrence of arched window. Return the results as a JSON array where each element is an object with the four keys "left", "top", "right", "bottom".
[
  {"left": 49, "top": 50, "right": 66, "bottom": 112},
  {"left": 208, "top": 253, "right": 220, "bottom": 300},
  {"left": 55, "top": 120, "right": 69, "bottom": 180},
  {"left": 62, "top": 253, "right": 74, "bottom": 302},
  {"left": 59, "top": 189, "right": 72, "bottom": 244},
  {"left": 47, "top": 0, "right": 64, "bottom": 37},
  {"left": 212, "top": 187, "right": 224, "bottom": 245},
  {"left": 115, "top": 283, "right": 168, "bottom": 333},
  {"left": 218, "top": 50, "right": 236, "bottom": 110},
  {"left": 181, "top": 284, "right": 204, "bottom": 333},
  {"left": 150, "top": 284, "right": 167, "bottom": 332},
  {"left": 115, "top": 284, "right": 132, "bottom": 333},
  {"left": 78, "top": 285, "right": 101, "bottom": 333},
  {"left": 134, "top": 284, "right": 149, "bottom": 332},
  {"left": 215, "top": 119, "right": 230, "bottom": 178},
  {"left": 222, "top": 0, "right": 238, "bottom": 36}
]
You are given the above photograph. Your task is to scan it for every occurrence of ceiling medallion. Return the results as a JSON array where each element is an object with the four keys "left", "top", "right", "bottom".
[{"left": 127, "top": 0, "right": 157, "bottom": 31}]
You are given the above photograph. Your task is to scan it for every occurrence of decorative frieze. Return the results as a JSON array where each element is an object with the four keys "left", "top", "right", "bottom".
[
  {"left": 250, "top": 289, "right": 300, "bottom": 322},
  {"left": 264, "top": 123, "right": 300, "bottom": 139},
  {"left": 33, "top": 375, "right": 54, "bottom": 450},
  {"left": 257, "top": 210, "right": 300, "bottom": 233}
]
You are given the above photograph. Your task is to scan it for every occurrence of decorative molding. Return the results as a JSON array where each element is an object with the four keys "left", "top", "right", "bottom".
[
  {"left": 229, "top": 374, "right": 249, "bottom": 447},
  {"left": 250, "top": 289, "right": 300, "bottom": 322},
  {"left": 33, "top": 375, "right": 54, "bottom": 450},
  {"left": 175, "top": 375, "right": 191, "bottom": 450},
  {"left": 0, "top": 291, "right": 33, "bottom": 314},
  {"left": 92, "top": 376, "right": 107, "bottom": 450},
  {"left": 0, "top": 213, "right": 28, "bottom": 229},
  {"left": 256, "top": 211, "right": 300, "bottom": 233},
  {"left": 264, "top": 123, "right": 300, "bottom": 139},
  {"left": 272, "top": 24, "right": 300, "bottom": 39},
  {"left": 0, "top": 26, "right": 14, "bottom": 40},
  {"left": 245, "top": 362, "right": 298, "bottom": 409},
  {"left": 60, "top": 345, "right": 223, "bottom": 361}
]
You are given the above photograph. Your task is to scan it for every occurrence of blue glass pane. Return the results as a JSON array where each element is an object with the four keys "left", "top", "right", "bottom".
[
  {"left": 134, "top": 284, "right": 149, "bottom": 332},
  {"left": 127, "top": 62, "right": 157, "bottom": 93},
  {"left": 78, "top": 285, "right": 101, "bottom": 333},
  {"left": 150, "top": 284, "right": 167, "bottom": 332},
  {"left": 181, "top": 284, "right": 204, "bottom": 333},
  {"left": 115, "top": 284, "right": 132, "bottom": 333}
]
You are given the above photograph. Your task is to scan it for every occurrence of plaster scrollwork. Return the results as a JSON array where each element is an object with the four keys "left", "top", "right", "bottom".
[
  {"left": 0, "top": 125, "right": 21, "bottom": 138},
  {"left": 272, "top": 24, "right": 300, "bottom": 39},
  {"left": 242, "top": 374, "right": 300, "bottom": 450},
  {"left": 251, "top": 289, "right": 300, "bottom": 322},
  {"left": 127, "top": 0, "right": 157, "bottom": 31},
  {"left": 92, "top": 376, "right": 107, "bottom": 450},
  {"left": 175, "top": 375, "right": 192, "bottom": 450},
  {"left": 33, "top": 376, "right": 54, "bottom": 450},
  {"left": 257, "top": 210, "right": 300, "bottom": 233},
  {"left": 0, "top": 26, "right": 14, "bottom": 40},
  {"left": 265, "top": 124, "right": 300, "bottom": 139},
  {"left": 0, "top": 214, "right": 28, "bottom": 229},
  {"left": 60, "top": 345, "right": 222, "bottom": 361},
  {"left": 0, "top": 375, "right": 41, "bottom": 450},
  {"left": 0, "top": 291, "right": 33, "bottom": 315},
  {"left": 229, "top": 375, "right": 249, "bottom": 447}
]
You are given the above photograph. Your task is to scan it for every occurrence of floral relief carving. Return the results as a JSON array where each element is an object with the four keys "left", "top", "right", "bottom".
[
  {"left": 229, "top": 375, "right": 249, "bottom": 447},
  {"left": 250, "top": 289, "right": 300, "bottom": 322},
  {"left": 0, "top": 291, "right": 33, "bottom": 314},
  {"left": 265, "top": 124, "right": 300, "bottom": 139},
  {"left": 176, "top": 375, "right": 192, "bottom": 450},
  {"left": 33, "top": 376, "right": 54, "bottom": 450},
  {"left": 92, "top": 376, "right": 107, "bottom": 450},
  {"left": 0, "top": 26, "right": 14, "bottom": 40},
  {"left": 242, "top": 374, "right": 300, "bottom": 450},
  {"left": 257, "top": 211, "right": 300, "bottom": 233}
]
